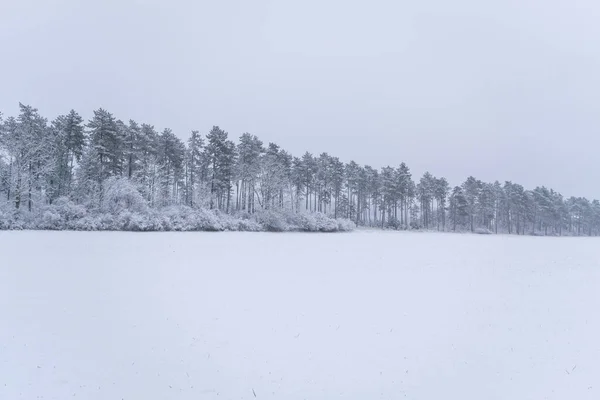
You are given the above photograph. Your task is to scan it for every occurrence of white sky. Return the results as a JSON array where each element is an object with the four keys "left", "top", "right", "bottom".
[{"left": 1, "top": 0, "right": 599, "bottom": 198}]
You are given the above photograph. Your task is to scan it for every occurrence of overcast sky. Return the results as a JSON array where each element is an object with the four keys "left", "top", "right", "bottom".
[{"left": 1, "top": 0, "right": 599, "bottom": 198}]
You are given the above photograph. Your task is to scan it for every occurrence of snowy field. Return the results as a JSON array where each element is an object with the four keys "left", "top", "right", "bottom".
[{"left": 1, "top": 231, "right": 599, "bottom": 400}]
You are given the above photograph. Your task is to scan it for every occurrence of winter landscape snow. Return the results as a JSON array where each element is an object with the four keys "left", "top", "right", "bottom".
[{"left": 1, "top": 230, "right": 599, "bottom": 400}]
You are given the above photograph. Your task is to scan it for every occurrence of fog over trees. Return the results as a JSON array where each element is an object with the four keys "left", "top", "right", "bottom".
[{"left": 1, "top": 103, "right": 598, "bottom": 235}]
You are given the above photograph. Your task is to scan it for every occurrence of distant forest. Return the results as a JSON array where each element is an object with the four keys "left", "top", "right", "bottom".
[{"left": 0, "top": 103, "right": 598, "bottom": 235}]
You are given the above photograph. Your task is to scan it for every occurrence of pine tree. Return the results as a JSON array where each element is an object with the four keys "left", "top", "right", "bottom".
[
  {"left": 124, "top": 120, "right": 142, "bottom": 179},
  {"left": 397, "top": 163, "right": 412, "bottom": 228},
  {"left": 449, "top": 186, "right": 469, "bottom": 231},
  {"left": 345, "top": 161, "right": 360, "bottom": 220},
  {"left": 137, "top": 124, "right": 159, "bottom": 203},
  {"left": 364, "top": 166, "right": 380, "bottom": 225},
  {"left": 417, "top": 172, "right": 435, "bottom": 229},
  {"left": 259, "top": 143, "right": 289, "bottom": 210},
  {"left": 330, "top": 157, "right": 345, "bottom": 218},
  {"left": 236, "top": 133, "right": 263, "bottom": 212},
  {"left": 52, "top": 110, "right": 85, "bottom": 197},
  {"left": 204, "top": 126, "right": 236, "bottom": 210},
  {"left": 186, "top": 130, "right": 205, "bottom": 207},
  {"left": 87, "top": 109, "right": 123, "bottom": 181},
  {"left": 300, "top": 152, "right": 317, "bottom": 212},
  {"left": 73, "top": 145, "right": 102, "bottom": 207},
  {"left": 478, "top": 183, "right": 496, "bottom": 231},
  {"left": 15, "top": 104, "right": 52, "bottom": 211},
  {"left": 157, "top": 128, "right": 185, "bottom": 206},
  {"left": 434, "top": 177, "right": 449, "bottom": 231},
  {"left": 380, "top": 166, "right": 396, "bottom": 228},
  {"left": 462, "top": 176, "right": 481, "bottom": 232}
]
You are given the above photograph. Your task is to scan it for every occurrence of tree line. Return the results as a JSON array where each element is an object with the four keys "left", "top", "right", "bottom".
[{"left": 1, "top": 103, "right": 598, "bottom": 235}]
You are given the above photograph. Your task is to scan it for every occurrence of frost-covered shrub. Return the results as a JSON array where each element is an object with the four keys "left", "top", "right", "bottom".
[
  {"left": 72, "top": 215, "right": 102, "bottom": 231},
  {"left": 5, "top": 210, "right": 35, "bottom": 230},
  {"left": 253, "top": 209, "right": 289, "bottom": 232},
  {"left": 36, "top": 197, "right": 87, "bottom": 229},
  {"left": 0, "top": 201, "right": 10, "bottom": 229},
  {"left": 160, "top": 206, "right": 185, "bottom": 231},
  {"left": 252, "top": 209, "right": 354, "bottom": 232},
  {"left": 194, "top": 208, "right": 225, "bottom": 231},
  {"left": 9, "top": 219, "right": 27, "bottom": 230},
  {"left": 218, "top": 211, "right": 262, "bottom": 231},
  {"left": 235, "top": 218, "right": 262, "bottom": 232},
  {"left": 0, "top": 209, "right": 10, "bottom": 230},
  {"left": 296, "top": 212, "right": 318, "bottom": 231},
  {"left": 128, "top": 211, "right": 164, "bottom": 231},
  {"left": 294, "top": 212, "right": 342, "bottom": 232},
  {"left": 474, "top": 227, "right": 493, "bottom": 235},
  {"left": 386, "top": 217, "right": 401, "bottom": 230},
  {"left": 152, "top": 206, "right": 227, "bottom": 231},
  {"left": 336, "top": 218, "right": 356, "bottom": 232},
  {"left": 40, "top": 210, "right": 64, "bottom": 230},
  {"left": 52, "top": 197, "right": 87, "bottom": 221},
  {"left": 185, "top": 207, "right": 224, "bottom": 231},
  {"left": 101, "top": 177, "right": 148, "bottom": 215},
  {"left": 114, "top": 211, "right": 156, "bottom": 231},
  {"left": 314, "top": 212, "right": 339, "bottom": 232},
  {"left": 0, "top": 197, "right": 354, "bottom": 232},
  {"left": 115, "top": 211, "right": 137, "bottom": 231},
  {"left": 98, "top": 213, "right": 116, "bottom": 230}
]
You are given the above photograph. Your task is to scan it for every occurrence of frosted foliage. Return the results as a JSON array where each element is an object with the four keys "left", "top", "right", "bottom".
[
  {"left": 0, "top": 199, "right": 353, "bottom": 232},
  {"left": 101, "top": 177, "right": 148, "bottom": 215}
]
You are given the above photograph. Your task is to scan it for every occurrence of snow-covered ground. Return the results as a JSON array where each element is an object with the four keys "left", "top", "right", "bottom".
[{"left": 1, "top": 231, "right": 599, "bottom": 400}]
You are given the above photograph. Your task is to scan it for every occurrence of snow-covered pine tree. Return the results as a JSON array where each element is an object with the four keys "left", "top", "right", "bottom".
[
  {"left": 157, "top": 128, "right": 185, "bottom": 206},
  {"left": 236, "top": 133, "right": 263, "bottom": 213},
  {"left": 87, "top": 109, "right": 123, "bottom": 181},
  {"left": 204, "top": 126, "right": 236, "bottom": 211},
  {"left": 51, "top": 110, "right": 85, "bottom": 198},
  {"left": 185, "top": 130, "right": 205, "bottom": 207}
]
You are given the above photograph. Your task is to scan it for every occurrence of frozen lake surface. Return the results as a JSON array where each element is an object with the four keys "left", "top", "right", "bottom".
[{"left": 1, "top": 231, "right": 599, "bottom": 399}]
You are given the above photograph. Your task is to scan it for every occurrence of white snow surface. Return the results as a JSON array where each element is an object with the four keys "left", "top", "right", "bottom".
[{"left": 1, "top": 231, "right": 599, "bottom": 399}]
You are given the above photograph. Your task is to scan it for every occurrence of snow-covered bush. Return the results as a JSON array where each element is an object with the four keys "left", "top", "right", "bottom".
[
  {"left": 51, "top": 197, "right": 87, "bottom": 221},
  {"left": 103, "top": 214, "right": 117, "bottom": 229},
  {"left": 235, "top": 218, "right": 262, "bottom": 232},
  {"left": 5, "top": 210, "right": 35, "bottom": 230},
  {"left": 72, "top": 215, "right": 102, "bottom": 231},
  {"left": 101, "top": 177, "right": 148, "bottom": 215},
  {"left": 218, "top": 211, "right": 262, "bottom": 231},
  {"left": 314, "top": 212, "right": 340, "bottom": 232},
  {"left": 386, "top": 217, "right": 401, "bottom": 230},
  {"left": 184, "top": 207, "right": 224, "bottom": 231},
  {"left": 114, "top": 211, "right": 151, "bottom": 231},
  {"left": 251, "top": 209, "right": 354, "bottom": 232},
  {"left": 474, "top": 227, "right": 493, "bottom": 235},
  {"left": 0, "top": 196, "right": 354, "bottom": 232},
  {"left": 36, "top": 197, "right": 88, "bottom": 229},
  {"left": 0, "top": 209, "right": 9, "bottom": 230},
  {"left": 293, "top": 212, "right": 348, "bottom": 232},
  {"left": 295, "top": 212, "right": 318, "bottom": 231},
  {"left": 336, "top": 218, "right": 356, "bottom": 232},
  {"left": 160, "top": 206, "right": 186, "bottom": 231},
  {"left": 253, "top": 209, "right": 290, "bottom": 232},
  {"left": 146, "top": 206, "right": 234, "bottom": 232},
  {"left": 40, "top": 210, "right": 63, "bottom": 230},
  {"left": 294, "top": 212, "right": 336, "bottom": 232}
]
